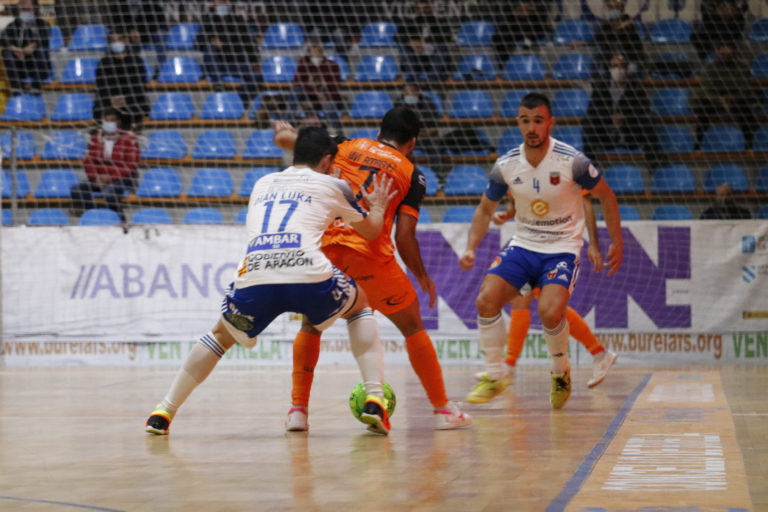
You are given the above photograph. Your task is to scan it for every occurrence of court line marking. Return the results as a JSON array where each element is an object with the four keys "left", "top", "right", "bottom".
[
  {"left": 545, "top": 372, "right": 653, "bottom": 512},
  {"left": 0, "top": 495, "right": 127, "bottom": 511}
]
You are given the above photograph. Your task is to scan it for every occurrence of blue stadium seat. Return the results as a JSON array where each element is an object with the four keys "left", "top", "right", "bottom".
[
  {"left": 199, "top": 92, "right": 244, "bottom": 120},
  {"left": 657, "top": 125, "right": 694, "bottom": 154},
  {"left": 598, "top": 204, "right": 641, "bottom": 221},
  {"left": 1, "top": 94, "right": 45, "bottom": 121},
  {"left": 749, "top": 19, "right": 768, "bottom": 42},
  {"left": 137, "top": 168, "right": 182, "bottom": 198},
  {"left": 554, "top": 18, "right": 595, "bottom": 45},
  {"left": 442, "top": 206, "right": 476, "bottom": 223},
  {"left": 166, "top": 23, "right": 199, "bottom": 51},
  {"left": 445, "top": 129, "right": 492, "bottom": 156},
  {"left": 354, "top": 55, "right": 398, "bottom": 82},
  {"left": 235, "top": 208, "right": 248, "bottom": 224},
  {"left": 29, "top": 208, "right": 69, "bottom": 226},
  {"left": 349, "top": 91, "right": 393, "bottom": 119},
  {"left": 603, "top": 164, "right": 644, "bottom": 194},
  {"left": 449, "top": 90, "right": 493, "bottom": 119},
  {"left": 262, "top": 23, "right": 304, "bottom": 50},
  {"left": 419, "top": 166, "right": 439, "bottom": 196},
  {"left": 157, "top": 56, "right": 202, "bottom": 84},
  {"left": 418, "top": 208, "right": 432, "bottom": 223},
  {"left": 141, "top": 130, "right": 187, "bottom": 159},
  {"left": 704, "top": 164, "right": 749, "bottom": 193},
  {"left": 242, "top": 130, "right": 282, "bottom": 158},
  {"left": 188, "top": 168, "right": 233, "bottom": 198},
  {"left": 701, "top": 125, "right": 745, "bottom": 153},
  {"left": 553, "top": 53, "right": 591, "bottom": 80},
  {"left": 68, "top": 24, "right": 107, "bottom": 51},
  {"left": 183, "top": 207, "right": 223, "bottom": 224},
  {"left": 239, "top": 167, "right": 277, "bottom": 196},
  {"left": 443, "top": 166, "right": 487, "bottom": 195},
  {"left": 131, "top": 208, "right": 173, "bottom": 224},
  {"left": 348, "top": 128, "right": 378, "bottom": 140},
  {"left": 500, "top": 90, "right": 530, "bottom": 117},
  {"left": 41, "top": 131, "right": 87, "bottom": 160},
  {"left": 2, "top": 209, "right": 11, "bottom": 226},
  {"left": 326, "top": 55, "right": 349, "bottom": 81},
  {"left": 502, "top": 55, "right": 545, "bottom": 81},
  {"left": 750, "top": 54, "right": 768, "bottom": 78},
  {"left": 456, "top": 20, "right": 495, "bottom": 46},
  {"left": 60, "top": 57, "right": 99, "bottom": 85},
  {"left": 262, "top": 56, "right": 297, "bottom": 83},
  {"left": 359, "top": 21, "right": 397, "bottom": 48},
  {"left": 552, "top": 89, "right": 589, "bottom": 117},
  {"left": 756, "top": 166, "right": 768, "bottom": 193},
  {"left": 50, "top": 93, "right": 94, "bottom": 121},
  {"left": 150, "top": 93, "right": 195, "bottom": 121},
  {"left": 650, "top": 18, "right": 692, "bottom": 43},
  {"left": 142, "top": 57, "right": 154, "bottom": 83},
  {"left": 454, "top": 55, "right": 496, "bottom": 81},
  {"left": 497, "top": 129, "right": 523, "bottom": 154},
  {"left": 651, "top": 205, "right": 692, "bottom": 220},
  {"left": 651, "top": 88, "right": 691, "bottom": 116},
  {"left": 1, "top": 131, "right": 37, "bottom": 159},
  {"left": 49, "top": 25, "right": 64, "bottom": 51},
  {"left": 2, "top": 168, "right": 30, "bottom": 198},
  {"left": 552, "top": 126, "right": 583, "bottom": 151},
  {"left": 758, "top": 205, "right": 768, "bottom": 219},
  {"left": 34, "top": 169, "right": 79, "bottom": 198},
  {"left": 753, "top": 125, "right": 768, "bottom": 152},
  {"left": 422, "top": 91, "right": 444, "bottom": 117},
  {"left": 191, "top": 130, "right": 237, "bottom": 160},
  {"left": 79, "top": 208, "right": 121, "bottom": 226},
  {"left": 651, "top": 165, "right": 696, "bottom": 194}
]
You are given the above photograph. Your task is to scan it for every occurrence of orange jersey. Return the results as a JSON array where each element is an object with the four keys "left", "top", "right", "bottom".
[{"left": 322, "top": 138, "right": 425, "bottom": 262}]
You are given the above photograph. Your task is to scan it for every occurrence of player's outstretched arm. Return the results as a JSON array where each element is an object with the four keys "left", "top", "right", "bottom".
[
  {"left": 582, "top": 194, "right": 604, "bottom": 273},
  {"left": 273, "top": 120, "right": 298, "bottom": 151},
  {"left": 459, "top": 194, "right": 499, "bottom": 270},
  {"left": 588, "top": 179, "right": 623, "bottom": 276},
  {"left": 395, "top": 211, "right": 436, "bottom": 308},
  {"left": 350, "top": 174, "right": 397, "bottom": 240}
]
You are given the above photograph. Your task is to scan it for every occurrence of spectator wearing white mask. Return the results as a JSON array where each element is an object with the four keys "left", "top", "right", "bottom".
[
  {"left": 70, "top": 108, "right": 140, "bottom": 221},
  {"left": 0, "top": 0, "right": 51, "bottom": 95},
  {"left": 394, "top": 82, "right": 441, "bottom": 160}
]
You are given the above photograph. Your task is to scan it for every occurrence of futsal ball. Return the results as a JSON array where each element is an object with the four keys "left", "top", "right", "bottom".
[{"left": 349, "top": 382, "right": 397, "bottom": 422}]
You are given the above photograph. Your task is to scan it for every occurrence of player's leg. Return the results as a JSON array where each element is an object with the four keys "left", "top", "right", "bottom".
[
  {"left": 564, "top": 306, "right": 618, "bottom": 388},
  {"left": 285, "top": 320, "right": 322, "bottom": 431},
  {"left": 475, "top": 291, "right": 533, "bottom": 381}
]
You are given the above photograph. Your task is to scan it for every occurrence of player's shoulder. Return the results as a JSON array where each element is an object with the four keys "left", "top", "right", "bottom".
[
  {"left": 551, "top": 137, "right": 581, "bottom": 159},
  {"left": 495, "top": 144, "right": 522, "bottom": 167}
]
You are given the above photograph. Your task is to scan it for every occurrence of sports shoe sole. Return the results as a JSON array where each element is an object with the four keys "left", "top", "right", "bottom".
[
  {"left": 360, "top": 413, "right": 390, "bottom": 435},
  {"left": 587, "top": 352, "right": 619, "bottom": 388}
]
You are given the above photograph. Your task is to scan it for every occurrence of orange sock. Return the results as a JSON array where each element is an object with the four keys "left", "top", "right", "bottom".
[
  {"left": 291, "top": 331, "right": 321, "bottom": 406},
  {"left": 405, "top": 330, "right": 448, "bottom": 408},
  {"left": 565, "top": 307, "right": 604, "bottom": 355},
  {"left": 506, "top": 309, "right": 531, "bottom": 366}
]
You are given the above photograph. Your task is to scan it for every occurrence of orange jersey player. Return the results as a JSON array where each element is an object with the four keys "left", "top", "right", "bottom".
[{"left": 273, "top": 107, "right": 471, "bottom": 432}]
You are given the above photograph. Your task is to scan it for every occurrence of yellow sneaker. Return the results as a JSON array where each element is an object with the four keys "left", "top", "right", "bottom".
[
  {"left": 145, "top": 405, "right": 172, "bottom": 435},
  {"left": 466, "top": 374, "right": 508, "bottom": 403},
  {"left": 550, "top": 370, "right": 571, "bottom": 409}
]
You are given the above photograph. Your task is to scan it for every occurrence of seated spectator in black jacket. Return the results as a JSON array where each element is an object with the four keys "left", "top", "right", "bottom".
[
  {"left": 94, "top": 30, "right": 150, "bottom": 129},
  {"left": 692, "top": 0, "right": 745, "bottom": 61},
  {"left": 394, "top": 82, "right": 440, "bottom": 157},
  {"left": 479, "top": 0, "right": 553, "bottom": 66},
  {"left": 398, "top": 24, "right": 447, "bottom": 83},
  {"left": 582, "top": 54, "right": 661, "bottom": 164},
  {"left": 0, "top": 0, "right": 50, "bottom": 95},
  {"left": 105, "top": 0, "right": 168, "bottom": 75},
  {"left": 700, "top": 184, "right": 752, "bottom": 219},
  {"left": 594, "top": 0, "right": 646, "bottom": 77}
]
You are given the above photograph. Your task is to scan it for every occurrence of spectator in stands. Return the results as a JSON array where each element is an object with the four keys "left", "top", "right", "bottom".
[
  {"left": 692, "top": 0, "right": 746, "bottom": 61},
  {"left": 691, "top": 41, "right": 759, "bottom": 149},
  {"left": 253, "top": 92, "right": 288, "bottom": 129},
  {"left": 480, "top": 0, "right": 553, "bottom": 66},
  {"left": 700, "top": 183, "right": 752, "bottom": 219},
  {"left": 299, "top": 0, "right": 362, "bottom": 56},
  {"left": 394, "top": 82, "right": 440, "bottom": 158},
  {"left": 582, "top": 53, "right": 661, "bottom": 164},
  {"left": 94, "top": 29, "right": 150, "bottom": 129},
  {"left": 292, "top": 39, "right": 343, "bottom": 127},
  {"left": 398, "top": 24, "right": 447, "bottom": 83},
  {"left": 105, "top": 0, "right": 168, "bottom": 76},
  {"left": 201, "top": 0, "right": 260, "bottom": 103},
  {"left": 594, "top": 0, "right": 646, "bottom": 77},
  {"left": 70, "top": 108, "right": 140, "bottom": 222},
  {"left": 0, "top": 0, "right": 50, "bottom": 95}
]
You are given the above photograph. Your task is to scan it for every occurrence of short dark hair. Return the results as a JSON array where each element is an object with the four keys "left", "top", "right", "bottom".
[
  {"left": 379, "top": 106, "right": 421, "bottom": 145},
  {"left": 293, "top": 126, "right": 338, "bottom": 167},
  {"left": 519, "top": 92, "right": 552, "bottom": 116}
]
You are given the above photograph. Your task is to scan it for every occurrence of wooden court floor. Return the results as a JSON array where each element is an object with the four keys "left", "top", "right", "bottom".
[{"left": 0, "top": 363, "right": 765, "bottom": 511}]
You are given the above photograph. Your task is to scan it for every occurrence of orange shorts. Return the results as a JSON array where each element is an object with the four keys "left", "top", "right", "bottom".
[{"left": 322, "top": 244, "right": 418, "bottom": 315}]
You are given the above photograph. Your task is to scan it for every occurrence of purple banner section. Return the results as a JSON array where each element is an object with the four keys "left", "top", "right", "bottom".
[{"left": 410, "top": 226, "right": 692, "bottom": 330}]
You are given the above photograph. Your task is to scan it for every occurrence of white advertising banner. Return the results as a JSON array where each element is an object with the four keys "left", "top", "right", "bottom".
[{"left": 2, "top": 221, "right": 767, "bottom": 366}]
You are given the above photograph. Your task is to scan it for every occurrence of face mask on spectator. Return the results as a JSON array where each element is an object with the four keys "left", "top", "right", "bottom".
[
  {"left": 19, "top": 11, "right": 35, "bottom": 23},
  {"left": 310, "top": 56, "right": 323, "bottom": 66},
  {"left": 216, "top": 5, "right": 230, "bottom": 16},
  {"left": 404, "top": 95, "right": 419, "bottom": 105},
  {"left": 610, "top": 67, "right": 626, "bottom": 83},
  {"left": 111, "top": 41, "right": 126, "bottom": 54},
  {"left": 605, "top": 9, "right": 622, "bottom": 21},
  {"left": 102, "top": 121, "right": 118, "bottom": 134}
]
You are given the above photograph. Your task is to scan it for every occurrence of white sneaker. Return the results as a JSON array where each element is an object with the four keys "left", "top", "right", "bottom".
[
  {"left": 285, "top": 405, "right": 309, "bottom": 431},
  {"left": 434, "top": 401, "right": 472, "bottom": 430},
  {"left": 587, "top": 350, "right": 618, "bottom": 388}
]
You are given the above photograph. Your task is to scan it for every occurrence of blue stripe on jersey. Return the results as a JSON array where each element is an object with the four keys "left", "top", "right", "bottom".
[
  {"left": 486, "top": 179, "right": 509, "bottom": 202},
  {"left": 553, "top": 146, "right": 577, "bottom": 157}
]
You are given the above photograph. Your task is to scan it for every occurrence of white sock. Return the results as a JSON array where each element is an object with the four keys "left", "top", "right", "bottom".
[
  {"left": 543, "top": 318, "right": 570, "bottom": 374},
  {"left": 478, "top": 313, "right": 507, "bottom": 380},
  {"left": 159, "top": 332, "right": 224, "bottom": 417},
  {"left": 347, "top": 308, "right": 384, "bottom": 398}
]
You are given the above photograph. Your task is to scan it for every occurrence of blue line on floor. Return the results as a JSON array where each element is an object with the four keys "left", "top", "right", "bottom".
[{"left": 0, "top": 495, "right": 127, "bottom": 512}]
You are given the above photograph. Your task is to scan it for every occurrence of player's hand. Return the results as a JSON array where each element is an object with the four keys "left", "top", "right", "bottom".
[
  {"left": 417, "top": 274, "right": 436, "bottom": 309},
  {"left": 491, "top": 211, "right": 511, "bottom": 226},
  {"left": 272, "top": 120, "right": 296, "bottom": 135},
  {"left": 459, "top": 249, "right": 475, "bottom": 270},
  {"left": 359, "top": 173, "right": 397, "bottom": 214},
  {"left": 587, "top": 242, "right": 603, "bottom": 273},
  {"left": 604, "top": 242, "right": 623, "bottom": 276}
]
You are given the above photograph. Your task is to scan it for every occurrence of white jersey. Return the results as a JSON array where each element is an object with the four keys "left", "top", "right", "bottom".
[
  {"left": 485, "top": 137, "right": 602, "bottom": 256},
  {"left": 234, "top": 166, "right": 367, "bottom": 288}
]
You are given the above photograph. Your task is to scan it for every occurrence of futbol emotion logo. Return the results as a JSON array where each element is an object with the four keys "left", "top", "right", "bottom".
[{"left": 530, "top": 199, "right": 549, "bottom": 217}]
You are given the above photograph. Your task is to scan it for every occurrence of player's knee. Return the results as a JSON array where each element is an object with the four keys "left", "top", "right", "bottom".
[
  {"left": 476, "top": 293, "right": 501, "bottom": 318},
  {"left": 538, "top": 306, "right": 564, "bottom": 330}
]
